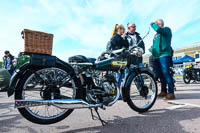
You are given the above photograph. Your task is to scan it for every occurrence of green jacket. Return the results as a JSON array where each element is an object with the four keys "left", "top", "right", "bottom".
[{"left": 150, "top": 23, "right": 172, "bottom": 58}]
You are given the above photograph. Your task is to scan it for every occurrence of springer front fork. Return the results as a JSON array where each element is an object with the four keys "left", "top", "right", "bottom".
[{"left": 118, "top": 67, "right": 145, "bottom": 98}]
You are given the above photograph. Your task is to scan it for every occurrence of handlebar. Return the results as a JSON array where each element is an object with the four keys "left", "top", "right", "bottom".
[{"left": 104, "top": 46, "right": 143, "bottom": 58}]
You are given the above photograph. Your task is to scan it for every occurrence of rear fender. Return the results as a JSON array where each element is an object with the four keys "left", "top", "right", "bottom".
[
  {"left": 29, "top": 54, "right": 76, "bottom": 77},
  {"left": 8, "top": 63, "right": 30, "bottom": 97},
  {"left": 8, "top": 54, "right": 80, "bottom": 97}
]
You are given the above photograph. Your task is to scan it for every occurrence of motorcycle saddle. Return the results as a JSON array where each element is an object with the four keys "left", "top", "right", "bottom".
[{"left": 68, "top": 55, "right": 96, "bottom": 63}]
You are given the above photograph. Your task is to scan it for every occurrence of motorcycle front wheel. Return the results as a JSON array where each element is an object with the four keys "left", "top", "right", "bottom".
[
  {"left": 126, "top": 71, "right": 157, "bottom": 113},
  {"left": 183, "top": 72, "right": 191, "bottom": 84},
  {"left": 15, "top": 67, "right": 82, "bottom": 125}
]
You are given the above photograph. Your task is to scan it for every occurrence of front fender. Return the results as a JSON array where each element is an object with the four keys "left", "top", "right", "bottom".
[
  {"left": 183, "top": 68, "right": 191, "bottom": 77},
  {"left": 121, "top": 67, "right": 155, "bottom": 102}
]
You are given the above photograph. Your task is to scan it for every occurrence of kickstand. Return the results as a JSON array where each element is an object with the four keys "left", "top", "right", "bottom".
[{"left": 90, "top": 108, "right": 107, "bottom": 126}]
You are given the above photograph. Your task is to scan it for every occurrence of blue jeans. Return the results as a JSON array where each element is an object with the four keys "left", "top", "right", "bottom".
[
  {"left": 138, "top": 62, "right": 143, "bottom": 68},
  {"left": 8, "top": 68, "right": 15, "bottom": 76},
  {"left": 153, "top": 56, "right": 175, "bottom": 94},
  {"left": 116, "top": 62, "right": 143, "bottom": 88}
]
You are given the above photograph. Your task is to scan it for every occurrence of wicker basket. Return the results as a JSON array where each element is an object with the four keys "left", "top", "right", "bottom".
[{"left": 21, "top": 29, "right": 54, "bottom": 55}]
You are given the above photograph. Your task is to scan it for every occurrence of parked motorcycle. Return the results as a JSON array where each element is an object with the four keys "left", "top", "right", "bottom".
[
  {"left": 183, "top": 65, "right": 200, "bottom": 84},
  {"left": 8, "top": 30, "right": 157, "bottom": 126}
]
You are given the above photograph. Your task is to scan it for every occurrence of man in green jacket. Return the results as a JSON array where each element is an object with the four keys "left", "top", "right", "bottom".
[{"left": 151, "top": 19, "right": 175, "bottom": 100}]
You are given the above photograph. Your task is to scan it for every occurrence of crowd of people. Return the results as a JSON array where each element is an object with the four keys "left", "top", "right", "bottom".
[{"left": 108, "top": 19, "right": 175, "bottom": 100}]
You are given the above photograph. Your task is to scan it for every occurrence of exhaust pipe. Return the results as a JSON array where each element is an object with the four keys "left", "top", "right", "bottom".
[{"left": 15, "top": 99, "right": 102, "bottom": 109}]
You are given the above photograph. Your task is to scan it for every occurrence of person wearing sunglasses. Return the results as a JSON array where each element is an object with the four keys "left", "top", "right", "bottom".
[
  {"left": 125, "top": 22, "right": 145, "bottom": 68},
  {"left": 108, "top": 24, "right": 129, "bottom": 51}
]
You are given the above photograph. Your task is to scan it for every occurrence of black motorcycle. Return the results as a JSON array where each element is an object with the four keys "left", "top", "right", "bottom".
[
  {"left": 7, "top": 29, "right": 157, "bottom": 126},
  {"left": 183, "top": 65, "right": 200, "bottom": 84}
]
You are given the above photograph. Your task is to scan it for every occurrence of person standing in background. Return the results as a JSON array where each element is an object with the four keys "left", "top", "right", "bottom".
[
  {"left": 3, "top": 50, "right": 15, "bottom": 75},
  {"left": 151, "top": 19, "right": 175, "bottom": 100}
]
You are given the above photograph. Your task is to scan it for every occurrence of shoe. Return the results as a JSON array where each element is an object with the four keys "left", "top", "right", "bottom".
[
  {"left": 163, "top": 93, "right": 176, "bottom": 100},
  {"left": 158, "top": 92, "right": 167, "bottom": 97}
]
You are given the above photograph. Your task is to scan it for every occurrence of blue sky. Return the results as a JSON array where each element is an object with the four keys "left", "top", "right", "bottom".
[{"left": 0, "top": 0, "right": 200, "bottom": 61}]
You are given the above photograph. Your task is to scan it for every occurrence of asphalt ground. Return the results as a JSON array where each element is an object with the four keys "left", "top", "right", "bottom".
[{"left": 0, "top": 78, "right": 200, "bottom": 133}]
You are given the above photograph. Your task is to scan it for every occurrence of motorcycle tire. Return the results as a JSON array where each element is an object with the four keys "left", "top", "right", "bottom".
[
  {"left": 126, "top": 71, "right": 157, "bottom": 113},
  {"left": 183, "top": 72, "right": 191, "bottom": 84},
  {"left": 15, "top": 66, "right": 82, "bottom": 125}
]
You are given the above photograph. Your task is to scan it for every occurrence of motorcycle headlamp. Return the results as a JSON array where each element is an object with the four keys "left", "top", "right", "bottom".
[{"left": 130, "top": 47, "right": 143, "bottom": 57}]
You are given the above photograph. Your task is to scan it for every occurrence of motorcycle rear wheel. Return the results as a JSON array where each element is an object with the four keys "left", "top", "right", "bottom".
[{"left": 15, "top": 67, "right": 82, "bottom": 125}]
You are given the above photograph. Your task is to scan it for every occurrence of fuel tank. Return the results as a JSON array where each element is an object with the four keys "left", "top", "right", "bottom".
[{"left": 95, "top": 58, "right": 127, "bottom": 71}]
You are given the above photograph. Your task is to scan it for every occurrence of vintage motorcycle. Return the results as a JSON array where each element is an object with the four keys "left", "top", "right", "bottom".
[
  {"left": 7, "top": 33, "right": 157, "bottom": 126},
  {"left": 183, "top": 65, "right": 200, "bottom": 84}
]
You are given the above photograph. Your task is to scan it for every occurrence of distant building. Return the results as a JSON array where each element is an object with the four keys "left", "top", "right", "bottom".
[
  {"left": 173, "top": 42, "right": 200, "bottom": 60},
  {"left": 143, "top": 42, "right": 200, "bottom": 63}
]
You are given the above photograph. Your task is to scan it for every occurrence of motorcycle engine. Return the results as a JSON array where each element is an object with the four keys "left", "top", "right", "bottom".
[
  {"left": 100, "top": 74, "right": 117, "bottom": 105},
  {"left": 88, "top": 72, "right": 117, "bottom": 105},
  {"left": 102, "top": 81, "right": 116, "bottom": 95}
]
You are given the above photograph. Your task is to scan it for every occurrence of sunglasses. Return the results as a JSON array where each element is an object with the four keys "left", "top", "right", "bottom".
[{"left": 130, "top": 26, "right": 136, "bottom": 28}]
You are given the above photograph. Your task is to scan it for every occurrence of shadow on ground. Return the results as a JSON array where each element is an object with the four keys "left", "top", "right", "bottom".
[
  {"left": 0, "top": 102, "right": 39, "bottom": 133},
  {"left": 58, "top": 107, "right": 200, "bottom": 133}
]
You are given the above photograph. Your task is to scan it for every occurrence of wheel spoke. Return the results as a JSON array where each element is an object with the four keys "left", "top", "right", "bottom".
[
  {"left": 129, "top": 73, "right": 157, "bottom": 110},
  {"left": 21, "top": 67, "right": 76, "bottom": 120}
]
